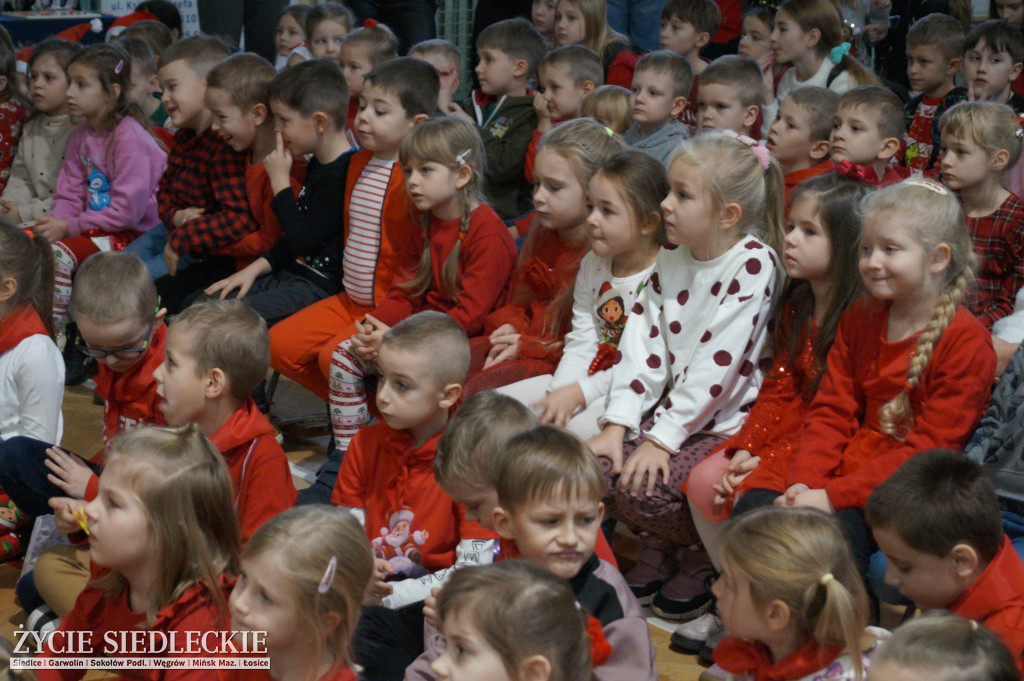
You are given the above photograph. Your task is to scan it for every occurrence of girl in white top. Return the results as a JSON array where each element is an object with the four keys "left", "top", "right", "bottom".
[
  {"left": 586, "top": 132, "right": 783, "bottom": 619},
  {"left": 0, "top": 224, "right": 63, "bottom": 443},
  {"left": 499, "top": 150, "right": 666, "bottom": 438}
]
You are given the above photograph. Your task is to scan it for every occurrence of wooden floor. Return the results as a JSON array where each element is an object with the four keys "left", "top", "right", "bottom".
[{"left": 0, "top": 383, "right": 708, "bottom": 681}]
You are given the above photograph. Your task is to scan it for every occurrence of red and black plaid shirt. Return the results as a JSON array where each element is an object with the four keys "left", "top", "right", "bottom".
[
  {"left": 158, "top": 127, "right": 259, "bottom": 257},
  {"left": 966, "top": 192, "right": 1024, "bottom": 329}
]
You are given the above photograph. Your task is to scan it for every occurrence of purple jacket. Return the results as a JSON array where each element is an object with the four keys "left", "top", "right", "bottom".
[{"left": 48, "top": 116, "right": 166, "bottom": 237}]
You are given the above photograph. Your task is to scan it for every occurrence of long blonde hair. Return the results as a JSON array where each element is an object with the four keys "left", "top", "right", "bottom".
[
  {"left": 398, "top": 116, "right": 485, "bottom": 301},
  {"left": 242, "top": 506, "right": 373, "bottom": 680},
  {"left": 668, "top": 133, "right": 786, "bottom": 256},
  {"left": 721, "top": 507, "right": 869, "bottom": 679},
  {"left": 556, "top": 0, "right": 629, "bottom": 53},
  {"left": 859, "top": 180, "right": 975, "bottom": 438},
  {"left": 91, "top": 425, "right": 240, "bottom": 621}
]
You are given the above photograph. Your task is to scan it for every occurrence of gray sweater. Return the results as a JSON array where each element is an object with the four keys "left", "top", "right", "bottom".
[{"left": 624, "top": 119, "right": 689, "bottom": 167}]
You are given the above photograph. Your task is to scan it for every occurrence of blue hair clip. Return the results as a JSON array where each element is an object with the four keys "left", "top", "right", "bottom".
[{"left": 829, "top": 42, "right": 851, "bottom": 65}]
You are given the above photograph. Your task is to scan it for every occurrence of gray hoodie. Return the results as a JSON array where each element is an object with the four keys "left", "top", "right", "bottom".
[{"left": 623, "top": 119, "right": 689, "bottom": 167}]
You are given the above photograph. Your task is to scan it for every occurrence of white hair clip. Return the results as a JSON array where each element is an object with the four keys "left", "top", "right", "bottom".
[
  {"left": 903, "top": 178, "right": 949, "bottom": 195},
  {"left": 455, "top": 148, "right": 472, "bottom": 166}
]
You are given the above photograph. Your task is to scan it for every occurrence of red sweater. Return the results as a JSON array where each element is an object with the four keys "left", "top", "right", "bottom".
[
  {"left": 484, "top": 228, "right": 589, "bottom": 363},
  {"left": 784, "top": 160, "right": 834, "bottom": 209},
  {"left": 209, "top": 157, "right": 307, "bottom": 269},
  {"left": 332, "top": 422, "right": 492, "bottom": 574},
  {"left": 210, "top": 399, "right": 296, "bottom": 542},
  {"left": 40, "top": 576, "right": 232, "bottom": 681},
  {"left": 369, "top": 203, "right": 517, "bottom": 336},
  {"left": 951, "top": 536, "right": 1024, "bottom": 675},
  {"left": 784, "top": 297, "right": 995, "bottom": 510}
]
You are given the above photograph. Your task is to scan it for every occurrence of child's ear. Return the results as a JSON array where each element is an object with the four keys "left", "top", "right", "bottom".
[
  {"left": 0, "top": 275, "right": 17, "bottom": 303},
  {"left": 928, "top": 241, "right": 952, "bottom": 275},
  {"left": 945, "top": 57, "right": 962, "bottom": 78},
  {"left": 412, "top": 113, "right": 430, "bottom": 125},
  {"left": 512, "top": 58, "right": 529, "bottom": 79},
  {"left": 454, "top": 163, "right": 473, "bottom": 190},
  {"left": 719, "top": 202, "right": 743, "bottom": 231},
  {"left": 810, "top": 138, "right": 831, "bottom": 161},
  {"left": 671, "top": 95, "right": 687, "bottom": 118},
  {"left": 312, "top": 111, "right": 330, "bottom": 135},
  {"left": 439, "top": 382, "right": 462, "bottom": 409},
  {"left": 696, "top": 31, "right": 712, "bottom": 49},
  {"left": 154, "top": 307, "right": 168, "bottom": 325},
  {"left": 492, "top": 506, "right": 516, "bottom": 539},
  {"left": 804, "top": 27, "right": 822, "bottom": 49},
  {"left": 991, "top": 147, "right": 1011, "bottom": 172},
  {"left": 1013, "top": 61, "right": 1024, "bottom": 81},
  {"left": 581, "top": 80, "right": 596, "bottom": 96},
  {"left": 638, "top": 212, "right": 661, "bottom": 236},
  {"left": 252, "top": 102, "right": 269, "bottom": 127},
  {"left": 596, "top": 500, "right": 605, "bottom": 522},
  {"left": 110, "top": 82, "right": 121, "bottom": 101},
  {"left": 519, "top": 654, "right": 552, "bottom": 681},
  {"left": 950, "top": 542, "right": 981, "bottom": 580},
  {"left": 322, "top": 610, "right": 342, "bottom": 635},
  {"left": 205, "top": 367, "right": 229, "bottom": 399},
  {"left": 876, "top": 136, "right": 901, "bottom": 162},
  {"left": 765, "top": 598, "right": 793, "bottom": 633},
  {"left": 743, "top": 105, "right": 760, "bottom": 130},
  {"left": 147, "top": 73, "right": 160, "bottom": 95}
]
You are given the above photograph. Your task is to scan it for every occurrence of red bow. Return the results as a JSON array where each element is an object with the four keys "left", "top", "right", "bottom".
[
  {"left": 834, "top": 160, "right": 878, "bottom": 184},
  {"left": 587, "top": 616, "right": 612, "bottom": 667},
  {"left": 522, "top": 257, "right": 560, "bottom": 299},
  {"left": 589, "top": 342, "right": 617, "bottom": 375},
  {"left": 714, "top": 636, "right": 844, "bottom": 681}
]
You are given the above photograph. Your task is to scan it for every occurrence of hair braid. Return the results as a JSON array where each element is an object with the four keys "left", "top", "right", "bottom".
[
  {"left": 439, "top": 191, "right": 472, "bottom": 302},
  {"left": 878, "top": 272, "right": 968, "bottom": 439},
  {"left": 398, "top": 212, "right": 434, "bottom": 298}
]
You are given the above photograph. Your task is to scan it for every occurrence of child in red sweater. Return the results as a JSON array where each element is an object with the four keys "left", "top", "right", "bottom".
[
  {"left": 765, "top": 180, "right": 995, "bottom": 579},
  {"left": 40, "top": 425, "right": 240, "bottom": 681},
  {"left": 331, "top": 312, "right": 496, "bottom": 680},
  {"left": 327, "top": 117, "right": 516, "bottom": 455},
  {"left": 867, "top": 450, "right": 1024, "bottom": 676},
  {"left": 462, "top": 118, "right": 626, "bottom": 398},
  {"left": 226, "top": 506, "right": 374, "bottom": 681}
]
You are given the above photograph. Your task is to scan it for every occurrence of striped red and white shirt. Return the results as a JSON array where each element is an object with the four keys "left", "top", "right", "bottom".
[{"left": 343, "top": 158, "right": 395, "bottom": 307}]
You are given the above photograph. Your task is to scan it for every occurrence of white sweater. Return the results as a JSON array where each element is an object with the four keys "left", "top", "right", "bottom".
[
  {"left": 549, "top": 252, "right": 656, "bottom": 407},
  {"left": 0, "top": 334, "right": 64, "bottom": 443},
  {"left": 601, "top": 236, "right": 778, "bottom": 452},
  {"left": 1, "top": 113, "right": 76, "bottom": 223}
]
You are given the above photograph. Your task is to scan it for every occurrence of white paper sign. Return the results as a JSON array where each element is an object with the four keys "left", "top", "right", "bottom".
[{"left": 99, "top": 0, "right": 199, "bottom": 36}]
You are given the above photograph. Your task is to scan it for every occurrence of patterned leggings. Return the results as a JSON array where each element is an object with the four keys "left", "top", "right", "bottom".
[
  {"left": 51, "top": 237, "right": 104, "bottom": 329},
  {"left": 328, "top": 338, "right": 374, "bottom": 453},
  {"left": 598, "top": 423, "right": 724, "bottom": 548}
]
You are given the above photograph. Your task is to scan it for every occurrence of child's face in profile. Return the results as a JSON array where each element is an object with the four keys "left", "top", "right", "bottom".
[
  {"left": 770, "top": 10, "right": 814, "bottom": 66},
  {"left": 963, "top": 39, "right": 1023, "bottom": 102},
  {"left": 158, "top": 59, "right": 208, "bottom": 130},
  {"left": 711, "top": 558, "right": 771, "bottom": 642},
  {"left": 660, "top": 16, "right": 702, "bottom": 56},
  {"left": 75, "top": 311, "right": 160, "bottom": 375},
  {"left": 906, "top": 43, "right": 956, "bottom": 96},
  {"left": 85, "top": 460, "right": 152, "bottom": 574},
  {"left": 872, "top": 525, "right": 966, "bottom": 611},
  {"left": 767, "top": 98, "right": 820, "bottom": 169},
  {"left": 375, "top": 342, "right": 450, "bottom": 434},
  {"left": 739, "top": 15, "right": 773, "bottom": 60},
  {"left": 340, "top": 42, "right": 373, "bottom": 97},
  {"left": 939, "top": 133, "right": 997, "bottom": 193},
  {"left": 697, "top": 82, "right": 757, "bottom": 134},
  {"left": 431, "top": 610, "right": 513, "bottom": 681},
  {"left": 783, "top": 194, "right": 832, "bottom": 283},
  {"left": 539, "top": 64, "right": 588, "bottom": 121},
  {"left": 829, "top": 104, "right": 891, "bottom": 166},
  {"left": 532, "top": 148, "right": 589, "bottom": 232},
  {"left": 152, "top": 326, "right": 210, "bottom": 427},
  {"left": 206, "top": 87, "right": 259, "bottom": 153},
  {"left": 310, "top": 18, "right": 347, "bottom": 62},
  {"left": 230, "top": 551, "right": 304, "bottom": 665},
  {"left": 28, "top": 54, "right": 70, "bottom": 116},
  {"left": 447, "top": 479, "right": 500, "bottom": 528},
  {"left": 495, "top": 489, "right": 603, "bottom": 580}
]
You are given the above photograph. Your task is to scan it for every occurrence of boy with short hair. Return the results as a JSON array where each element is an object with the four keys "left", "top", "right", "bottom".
[
  {"left": 866, "top": 449, "right": 1024, "bottom": 674},
  {"left": 624, "top": 50, "right": 692, "bottom": 166},
  {"left": 408, "top": 39, "right": 462, "bottom": 111},
  {"left": 696, "top": 54, "right": 762, "bottom": 136},
  {"left": 331, "top": 312, "right": 496, "bottom": 676},
  {"left": 268, "top": 58, "right": 438, "bottom": 463},
  {"left": 830, "top": 85, "right": 908, "bottom": 185},
  {"left": 965, "top": 20, "right": 1024, "bottom": 114},
  {"left": 449, "top": 18, "right": 547, "bottom": 219},
  {"left": 143, "top": 36, "right": 259, "bottom": 289},
  {"left": 491, "top": 426, "right": 658, "bottom": 681},
  {"left": 660, "top": 0, "right": 721, "bottom": 130},
  {"left": 903, "top": 13, "right": 967, "bottom": 174},
  {"left": 526, "top": 45, "right": 604, "bottom": 182},
  {"left": 766, "top": 86, "right": 838, "bottom": 203}
]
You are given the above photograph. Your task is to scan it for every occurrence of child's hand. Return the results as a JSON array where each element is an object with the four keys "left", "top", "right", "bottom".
[
  {"left": 351, "top": 315, "right": 389, "bottom": 362},
  {"left": 34, "top": 216, "right": 68, "bottom": 242},
  {"left": 264, "top": 131, "right": 294, "bottom": 195},
  {"left": 789, "top": 488, "right": 835, "bottom": 513},
  {"left": 205, "top": 257, "right": 272, "bottom": 299},
  {"left": 0, "top": 200, "right": 21, "bottom": 223},
  {"left": 49, "top": 496, "right": 87, "bottom": 535},
  {"left": 712, "top": 449, "right": 761, "bottom": 506},
  {"left": 533, "top": 92, "right": 553, "bottom": 132},
  {"left": 364, "top": 558, "right": 395, "bottom": 603},
  {"left": 775, "top": 483, "right": 810, "bottom": 507},
  {"left": 618, "top": 440, "right": 671, "bottom": 497},
  {"left": 533, "top": 383, "right": 585, "bottom": 426},
  {"left": 484, "top": 324, "right": 521, "bottom": 368},
  {"left": 163, "top": 243, "right": 181, "bottom": 277},
  {"left": 587, "top": 424, "right": 626, "bottom": 474},
  {"left": 172, "top": 206, "right": 205, "bottom": 228},
  {"left": 423, "top": 587, "right": 441, "bottom": 629},
  {"left": 45, "top": 447, "right": 93, "bottom": 500},
  {"left": 445, "top": 102, "right": 474, "bottom": 124},
  {"left": 758, "top": 52, "right": 776, "bottom": 105},
  {"left": 862, "top": 24, "right": 888, "bottom": 44}
]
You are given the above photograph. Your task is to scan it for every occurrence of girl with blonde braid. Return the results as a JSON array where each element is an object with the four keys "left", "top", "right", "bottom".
[
  {"left": 326, "top": 116, "right": 516, "bottom": 456},
  {"left": 769, "top": 179, "right": 995, "bottom": 580}
]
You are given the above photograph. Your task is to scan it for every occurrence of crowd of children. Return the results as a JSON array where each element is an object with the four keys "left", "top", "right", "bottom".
[{"left": 3, "top": 0, "right": 1024, "bottom": 679}]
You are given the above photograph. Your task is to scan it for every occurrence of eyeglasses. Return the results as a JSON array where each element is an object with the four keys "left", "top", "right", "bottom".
[{"left": 75, "top": 305, "right": 159, "bottom": 361}]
